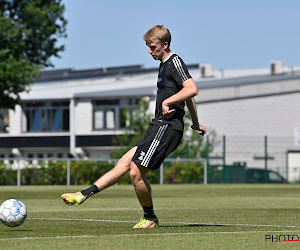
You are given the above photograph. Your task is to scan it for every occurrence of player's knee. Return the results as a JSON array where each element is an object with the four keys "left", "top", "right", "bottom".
[
  {"left": 129, "top": 165, "right": 143, "bottom": 185},
  {"left": 129, "top": 169, "right": 139, "bottom": 184}
]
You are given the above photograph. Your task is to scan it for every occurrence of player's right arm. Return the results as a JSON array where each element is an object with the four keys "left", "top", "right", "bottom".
[{"left": 162, "top": 78, "right": 198, "bottom": 119}]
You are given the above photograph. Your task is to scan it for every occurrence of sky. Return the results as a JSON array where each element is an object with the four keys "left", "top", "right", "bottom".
[{"left": 51, "top": 0, "right": 300, "bottom": 71}]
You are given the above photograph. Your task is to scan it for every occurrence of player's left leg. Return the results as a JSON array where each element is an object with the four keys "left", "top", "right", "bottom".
[
  {"left": 130, "top": 162, "right": 159, "bottom": 228},
  {"left": 130, "top": 162, "right": 152, "bottom": 206},
  {"left": 131, "top": 124, "right": 184, "bottom": 228}
]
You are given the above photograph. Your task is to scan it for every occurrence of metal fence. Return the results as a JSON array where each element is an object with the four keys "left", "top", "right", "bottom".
[
  {"left": 1, "top": 134, "right": 299, "bottom": 185},
  {"left": 207, "top": 135, "right": 300, "bottom": 182}
]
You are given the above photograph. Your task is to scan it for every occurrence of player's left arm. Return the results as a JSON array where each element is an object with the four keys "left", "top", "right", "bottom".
[{"left": 186, "top": 97, "right": 206, "bottom": 136}]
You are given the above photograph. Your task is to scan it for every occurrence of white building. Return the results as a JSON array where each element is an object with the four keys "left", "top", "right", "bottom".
[{"left": 1, "top": 62, "right": 300, "bottom": 181}]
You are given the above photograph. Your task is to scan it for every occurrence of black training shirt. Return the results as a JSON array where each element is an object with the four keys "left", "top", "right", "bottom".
[{"left": 149, "top": 54, "right": 192, "bottom": 131}]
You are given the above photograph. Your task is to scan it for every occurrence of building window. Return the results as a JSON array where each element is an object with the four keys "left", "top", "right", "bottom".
[
  {"left": 24, "top": 101, "right": 69, "bottom": 132},
  {"left": 37, "top": 153, "right": 44, "bottom": 159},
  {"left": 93, "top": 99, "right": 138, "bottom": 130},
  {"left": 28, "top": 154, "right": 34, "bottom": 158},
  {"left": 94, "top": 108, "right": 116, "bottom": 129},
  {"left": 0, "top": 109, "right": 9, "bottom": 133}
]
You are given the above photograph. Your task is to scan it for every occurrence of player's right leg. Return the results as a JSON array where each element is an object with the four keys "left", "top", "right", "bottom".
[{"left": 61, "top": 147, "right": 137, "bottom": 206}]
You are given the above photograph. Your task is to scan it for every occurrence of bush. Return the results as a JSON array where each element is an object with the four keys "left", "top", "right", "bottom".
[
  {"left": 0, "top": 160, "right": 204, "bottom": 185},
  {"left": 70, "top": 160, "right": 115, "bottom": 185},
  {"left": 20, "top": 161, "right": 67, "bottom": 185},
  {"left": 0, "top": 161, "right": 17, "bottom": 185},
  {"left": 164, "top": 161, "right": 204, "bottom": 184}
]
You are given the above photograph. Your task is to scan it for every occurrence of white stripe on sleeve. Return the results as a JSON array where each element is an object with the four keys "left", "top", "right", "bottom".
[{"left": 172, "top": 56, "right": 188, "bottom": 82}]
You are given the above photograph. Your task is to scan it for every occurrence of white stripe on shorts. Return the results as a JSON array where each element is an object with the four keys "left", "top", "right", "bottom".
[{"left": 141, "top": 124, "right": 168, "bottom": 168}]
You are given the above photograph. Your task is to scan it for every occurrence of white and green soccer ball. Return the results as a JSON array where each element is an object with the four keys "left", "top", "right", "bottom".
[{"left": 0, "top": 199, "right": 27, "bottom": 227}]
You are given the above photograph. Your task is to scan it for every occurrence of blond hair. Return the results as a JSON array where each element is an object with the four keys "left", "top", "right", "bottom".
[{"left": 143, "top": 25, "right": 171, "bottom": 47}]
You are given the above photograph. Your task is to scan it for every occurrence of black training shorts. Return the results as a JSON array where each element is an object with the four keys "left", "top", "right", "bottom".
[{"left": 132, "top": 124, "right": 183, "bottom": 170}]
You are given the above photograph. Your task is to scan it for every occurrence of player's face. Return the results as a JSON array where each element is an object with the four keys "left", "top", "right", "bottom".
[{"left": 147, "top": 39, "right": 166, "bottom": 61}]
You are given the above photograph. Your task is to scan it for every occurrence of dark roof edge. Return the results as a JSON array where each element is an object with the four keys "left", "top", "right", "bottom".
[
  {"left": 196, "top": 71, "right": 300, "bottom": 89},
  {"left": 35, "top": 63, "right": 199, "bottom": 83}
]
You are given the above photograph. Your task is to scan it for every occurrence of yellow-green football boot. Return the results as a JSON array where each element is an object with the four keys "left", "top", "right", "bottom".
[
  {"left": 133, "top": 217, "right": 159, "bottom": 228},
  {"left": 61, "top": 192, "right": 86, "bottom": 206}
]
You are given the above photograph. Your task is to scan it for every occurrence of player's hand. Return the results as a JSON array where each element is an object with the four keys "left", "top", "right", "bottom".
[
  {"left": 191, "top": 124, "right": 206, "bottom": 136},
  {"left": 162, "top": 102, "right": 176, "bottom": 119}
]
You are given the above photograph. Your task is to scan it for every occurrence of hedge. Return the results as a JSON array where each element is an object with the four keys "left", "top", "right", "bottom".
[{"left": 0, "top": 160, "right": 204, "bottom": 185}]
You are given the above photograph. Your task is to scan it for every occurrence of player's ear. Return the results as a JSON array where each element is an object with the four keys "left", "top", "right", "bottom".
[{"left": 163, "top": 42, "right": 168, "bottom": 49}]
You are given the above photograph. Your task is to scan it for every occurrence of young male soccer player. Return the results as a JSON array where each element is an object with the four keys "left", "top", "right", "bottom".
[{"left": 61, "top": 25, "right": 206, "bottom": 228}]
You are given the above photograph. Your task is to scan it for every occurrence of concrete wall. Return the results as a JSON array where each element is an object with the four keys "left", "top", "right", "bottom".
[
  {"left": 75, "top": 99, "right": 93, "bottom": 134},
  {"left": 9, "top": 105, "right": 23, "bottom": 135},
  {"left": 195, "top": 79, "right": 300, "bottom": 180}
]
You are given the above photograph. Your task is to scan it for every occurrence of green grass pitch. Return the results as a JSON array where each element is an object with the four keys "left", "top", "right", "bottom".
[{"left": 1, "top": 184, "right": 300, "bottom": 249}]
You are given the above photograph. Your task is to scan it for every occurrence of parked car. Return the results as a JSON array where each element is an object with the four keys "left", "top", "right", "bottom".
[{"left": 245, "top": 168, "right": 286, "bottom": 183}]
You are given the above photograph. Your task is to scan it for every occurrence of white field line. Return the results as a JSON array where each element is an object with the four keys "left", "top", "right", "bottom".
[
  {"left": 29, "top": 217, "right": 135, "bottom": 223},
  {"left": 28, "top": 217, "right": 300, "bottom": 229},
  {"left": 279, "top": 194, "right": 300, "bottom": 197},
  {"left": 1, "top": 230, "right": 300, "bottom": 241}
]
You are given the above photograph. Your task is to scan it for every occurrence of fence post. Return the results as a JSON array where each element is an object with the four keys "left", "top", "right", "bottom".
[
  {"left": 286, "top": 151, "right": 289, "bottom": 182},
  {"left": 223, "top": 135, "right": 226, "bottom": 168},
  {"left": 17, "top": 160, "right": 21, "bottom": 186},
  {"left": 264, "top": 135, "right": 268, "bottom": 183},
  {"left": 160, "top": 163, "right": 164, "bottom": 185},
  {"left": 67, "top": 160, "right": 70, "bottom": 186},
  {"left": 204, "top": 160, "right": 207, "bottom": 184},
  {"left": 206, "top": 135, "right": 210, "bottom": 184}
]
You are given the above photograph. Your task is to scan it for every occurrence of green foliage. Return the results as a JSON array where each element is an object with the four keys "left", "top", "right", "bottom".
[
  {"left": 21, "top": 161, "right": 114, "bottom": 185},
  {"left": 0, "top": 159, "right": 205, "bottom": 185},
  {"left": 0, "top": 50, "right": 40, "bottom": 108},
  {"left": 164, "top": 161, "right": 204, "bottom": 184},
  {"left": 0, "top": 0, "right": 67, "bottom": 108},
  {"left": 70, "top": 161, "right": 115, "bottom": 185},
  {"left": 0, "top": 161, "right": 17, "bottom": 185}
]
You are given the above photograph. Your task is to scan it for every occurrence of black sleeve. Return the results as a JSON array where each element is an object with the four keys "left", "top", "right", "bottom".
[{"left": 169, "top": 55, "right": 192, "bottom": 86}]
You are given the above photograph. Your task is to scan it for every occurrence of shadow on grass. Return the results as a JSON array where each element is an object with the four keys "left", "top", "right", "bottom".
[
  {"left": 160, "top": 223, "right": 226, "bottom": 228},
  {"left": 1, "top": 229, "right": 33, "bottom": 232}
]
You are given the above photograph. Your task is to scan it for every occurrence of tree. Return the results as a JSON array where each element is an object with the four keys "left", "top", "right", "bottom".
[{"left": 0, "top": 0, "right": 67, "bottom": 109}]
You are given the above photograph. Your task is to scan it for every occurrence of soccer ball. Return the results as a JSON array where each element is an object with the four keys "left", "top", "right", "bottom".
[{"left": 0, "top": 199, "right": 27, "bottom": 227}]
